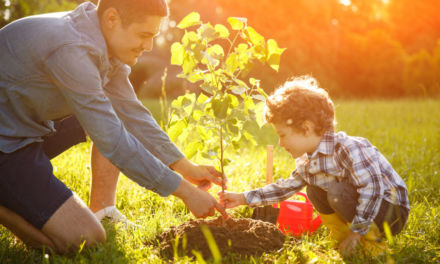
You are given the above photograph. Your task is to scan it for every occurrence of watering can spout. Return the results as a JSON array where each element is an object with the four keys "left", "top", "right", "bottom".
[{"left": 311, "top": 215, "right": 322, "bottom": 232}]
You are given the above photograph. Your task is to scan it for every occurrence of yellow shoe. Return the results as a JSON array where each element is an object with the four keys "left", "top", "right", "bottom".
[
  {"left": 320, "top": 213, "right": 351, "bottom": 243},
  {"left": 359, "top": 223, "right": 389, "bottom": 256}
]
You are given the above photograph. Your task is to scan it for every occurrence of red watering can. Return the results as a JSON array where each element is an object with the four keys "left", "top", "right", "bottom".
[{"left": 274, "top": 192, "right": 322, "bottom": 236}]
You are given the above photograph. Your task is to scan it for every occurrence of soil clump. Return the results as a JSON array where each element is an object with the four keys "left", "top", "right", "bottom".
[{"left": 150, "top": 216, "right": 286, "bottom": 259}]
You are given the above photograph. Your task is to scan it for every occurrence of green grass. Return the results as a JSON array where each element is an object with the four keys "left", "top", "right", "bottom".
[{"left": 1, "top": 99, "right": 439, "bottom": 263}]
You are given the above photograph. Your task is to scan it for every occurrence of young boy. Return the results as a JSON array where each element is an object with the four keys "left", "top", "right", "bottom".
[{"left": 219, "top": 76, "right": 409, "bottom": 256}]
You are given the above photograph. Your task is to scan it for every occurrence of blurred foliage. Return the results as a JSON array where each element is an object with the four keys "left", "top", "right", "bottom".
[
  {"left": 2, "top": 0, "right": 439, "bottom": 98},
  {"left": 0, "top": 0, "right": 84, "bottom": 27},
  {"left": 214, "top": 0, "right": 440, "bottom": 97}
]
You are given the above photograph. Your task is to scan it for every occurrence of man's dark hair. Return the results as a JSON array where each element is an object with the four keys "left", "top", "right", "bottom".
[{"left": 97, "top": 0, "right": 169, "bottom": 26}]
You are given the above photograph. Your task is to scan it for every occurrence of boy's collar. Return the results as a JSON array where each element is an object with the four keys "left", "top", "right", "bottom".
[{"left": 310, "top": 131, "right": 336, "bottom": 157}]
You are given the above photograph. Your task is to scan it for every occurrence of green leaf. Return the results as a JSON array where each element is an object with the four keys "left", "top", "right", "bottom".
[
  {"left": 182, "top": 31, "right": 199, "bottom": 46},
  {"left": 266, "top": 39, "right": 286, "bottom": 71},
  {"left": 257, "top": 87, "right": 268, "bottom": 98},
  {"left": 168, "top": 120, "right": 186, "bottom": 142},
  {"left": 249, "top": 77, "right": 260, "bottom": 87},
  {"left": 182, "top": 93, "right": 196, "bottom": 107},
  {"left": 246, "top": 26, "right": 264, "bottom": 46},
  {"left": 214, "top": 24, "right": 230, "bottom": 38},
  {"left": 255, "top": 102, "right": 266, "bottom": 128},
  {"left": 212, "top": 97, "right": 231, "bottom": 119},
  {"left": 182, "top": 54, "right": 197, "bottom": 74},
  {"left": 185, "top": 141, "right": 202, "bottom": 159},
  {"left": 177, "top": 12, "right": 201, "bottom": 29},
  {"left": 198, "top": 23, "right": 217, "bottom": 41},
  {"left": 231, "top": 86, "right": 245, "bottom": 95},
  {"left": 252, "top": 94, "right": 266, "bottom": 101},
  {"left": 170, "top": 42, "right": 185, "bottom": 65},
  {"left": 228, "top": 94, "right": 239, "bottom": 107},
  {"left": 268, "top": 53, "right": 282, "bottom": 72},
  {"left": 227, "top": 17, "right": 247, "bottom": 30},
  {"left": 201, "top": 52, "right": 220, "bottom": 67},
  {"left": 186, "top": 72, "right": 205, "bottom": 83},
  {"left": 225, "top": 53, "right": 239, "bottom": 74},
  {"left": 267, "top": 39, "right": 286, "bottom": 57},
  {"left": 208, "top": 44, "right": 225, "bottom": 59},
  {"left": 192, "top": 110, "right": 203, "bottom": 121},
  {"left": 197, "top": 93, "right": 210, "bottom": 104}
]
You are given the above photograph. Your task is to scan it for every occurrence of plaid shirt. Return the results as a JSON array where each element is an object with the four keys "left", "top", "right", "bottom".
[{"left": 244, "top": 131, "right": 410, "bottom": 235}]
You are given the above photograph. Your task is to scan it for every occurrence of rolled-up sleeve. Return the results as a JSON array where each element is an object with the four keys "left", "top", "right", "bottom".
[
  {"left": 244, "top": 170, "right": 306, "bottom": 207},
  {"left": 45, "top": 45, "right": 181, "bottom": 196},
  {"left": 103, "top": 64, "right": 185, "bottom": 166}
]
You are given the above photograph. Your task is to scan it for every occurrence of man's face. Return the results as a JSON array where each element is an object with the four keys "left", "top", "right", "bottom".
[{"left": 106, "top": 15, "right": 163, "bottom": 66}]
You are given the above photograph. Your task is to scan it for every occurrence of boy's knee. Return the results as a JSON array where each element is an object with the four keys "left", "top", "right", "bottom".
[{"left": 327, "top": 182, "right": 355, "bottom": 207}]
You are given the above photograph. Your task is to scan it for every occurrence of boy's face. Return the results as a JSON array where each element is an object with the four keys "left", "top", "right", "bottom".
[
  {"left": 273, "top": 122, "right": 321, "bottom": 159},
  {"left": 103, "top": 12, "right": 162, "bottom": 66}
]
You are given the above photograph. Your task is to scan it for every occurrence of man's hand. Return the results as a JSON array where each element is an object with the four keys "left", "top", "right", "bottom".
[
  {"left": 173, "top": 179, "right": 229, "bottom": 219},
  {"left": 338, "top": 230, "right": 362, "bottom": 256},
  {"left": 170, "top": 158, "right": 226, "bottom": 191},
  {"left": 218, "top": 191, "right": 246, "bottom": 209}
]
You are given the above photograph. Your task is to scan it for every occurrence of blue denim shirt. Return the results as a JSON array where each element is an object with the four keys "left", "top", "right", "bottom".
[{"left": 0, "top": 2, "right": 183, "bottom": 196}]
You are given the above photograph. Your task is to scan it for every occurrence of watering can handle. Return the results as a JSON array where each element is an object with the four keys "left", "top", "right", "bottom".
[
  {"left": 295, "top": 192, "right": 322, "bottom": 231},
  {"left": 295, "top": 192, "right": 311, "bottom": 204}
]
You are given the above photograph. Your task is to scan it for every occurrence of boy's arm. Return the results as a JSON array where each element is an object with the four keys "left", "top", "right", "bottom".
[
  {"left": 244, "top": 170, "right": 306, "bottom": 207},
  {"left": 337, "top": 145, "right": 385, "bottom": 235}
]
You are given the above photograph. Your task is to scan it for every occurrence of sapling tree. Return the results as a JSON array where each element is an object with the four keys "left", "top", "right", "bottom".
[{"left": 168, "top": 12, "right": 285, "bottom": 194}]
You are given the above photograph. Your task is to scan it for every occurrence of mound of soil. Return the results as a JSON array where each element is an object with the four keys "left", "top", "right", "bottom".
[{"left": 149, "top": 216, "right": 286, "bottom": 259}]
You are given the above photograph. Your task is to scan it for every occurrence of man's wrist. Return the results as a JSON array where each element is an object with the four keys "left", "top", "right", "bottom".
[
  {"left": 172, "top": 178, "right": 194, "bottom": 200},
  {"left": 169, "top": 158, "right": 193, "bottom": 176}
]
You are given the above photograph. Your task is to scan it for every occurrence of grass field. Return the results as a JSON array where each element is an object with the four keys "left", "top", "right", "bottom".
[{"left": 1, "top": 99, "right": 439, "bottom": 263}]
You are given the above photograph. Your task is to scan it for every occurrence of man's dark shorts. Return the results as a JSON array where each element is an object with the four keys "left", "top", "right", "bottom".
[{"left": 0, "top": 116, "right": 87, "bottom": 229}]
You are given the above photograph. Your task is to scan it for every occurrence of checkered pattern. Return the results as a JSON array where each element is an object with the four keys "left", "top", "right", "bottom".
[{"left": 244, "top": 131, "right": 409, "bottom": 235}]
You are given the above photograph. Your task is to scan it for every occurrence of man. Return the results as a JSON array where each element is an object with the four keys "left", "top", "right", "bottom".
[{"left": 0, "top": 0, "right": 227, "bottom": 253}]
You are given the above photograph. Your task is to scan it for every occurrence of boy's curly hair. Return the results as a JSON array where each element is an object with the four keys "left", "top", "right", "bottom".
[{"left": 264, "top": 76, "right": 336, "bottom": 135}]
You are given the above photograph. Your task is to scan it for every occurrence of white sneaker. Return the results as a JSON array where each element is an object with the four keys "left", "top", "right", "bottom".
[{"left": 94, "top": 206, "right": 140, "bottom": 230}]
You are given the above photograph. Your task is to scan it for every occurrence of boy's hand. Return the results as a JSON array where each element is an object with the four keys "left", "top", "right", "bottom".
[
  {"left": 218, "top": 191, "right": 246, "bottom": 209},
  {"left": 338, "top": 230, "right": 361, "bottom": 255}
]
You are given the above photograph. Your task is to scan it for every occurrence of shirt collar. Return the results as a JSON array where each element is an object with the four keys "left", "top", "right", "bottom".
[
  {"left": 68, "top": 2, "right": 108, "bottom": 60},
  {"left": 310, "top": 131, "right": 336, "bottom": 157}
]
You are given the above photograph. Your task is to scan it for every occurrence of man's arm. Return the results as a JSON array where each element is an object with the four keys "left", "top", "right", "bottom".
[
  {"left": 104, "top": 64, "right": 224, "bottom": 189},
  {"left": 45, "top": 45, "right": 181, "bottom": 196}
]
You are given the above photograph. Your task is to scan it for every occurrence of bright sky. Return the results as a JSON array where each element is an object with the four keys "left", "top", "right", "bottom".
[{"left": 339, "top": 0, "right": 351, "bottom": 6}]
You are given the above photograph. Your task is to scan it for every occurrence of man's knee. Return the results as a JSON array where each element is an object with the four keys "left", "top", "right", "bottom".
[
  {"left": 42, "top": 195, "right": 106, "bottom": 253},
  {"left": 50, "top": 220, "right": 106, "bottom": 254}
]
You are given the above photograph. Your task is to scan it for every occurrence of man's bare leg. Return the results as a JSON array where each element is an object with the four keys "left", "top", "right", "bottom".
[
  {"left": 42, "top": 194, "right": 106, "bottom": 253},
  {"left": 0, "top": 195, "right": 105, "bottom": 254},
  {"left": 0, "top": 205, "right": 56, "bottom": 251},
  {"left": 89, "top": 143, "right": 120, "bottom": 213}
]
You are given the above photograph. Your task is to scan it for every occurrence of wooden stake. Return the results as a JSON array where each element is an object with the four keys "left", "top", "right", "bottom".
[{"left": 266, "top": 145, "right": 273, "bottom": 184}]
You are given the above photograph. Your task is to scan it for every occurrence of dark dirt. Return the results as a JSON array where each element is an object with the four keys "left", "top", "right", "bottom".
[{"left": 149, "top": 216, "right": 286, "bottom": 259}]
